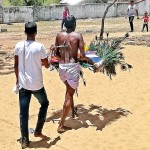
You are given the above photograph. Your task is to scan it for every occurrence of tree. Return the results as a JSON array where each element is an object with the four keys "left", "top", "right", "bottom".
[
  {"left": 24, "top": 0, "right": 42, "bottom": 6},
  {"left": 99, "top": 0, "right": 117, "bottom": 40},
  {"left": 11, "top": 0, "right": 23, "bottom": 6},
  {"left": 0, "top": 0, "right": 3, "bottom": 6}
]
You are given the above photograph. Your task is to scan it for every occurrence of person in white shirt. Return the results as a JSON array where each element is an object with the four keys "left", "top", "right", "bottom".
[
  {"left": 14, "top": 22, "right": 51, "bottom": 149},
  {"left": 127, "top": 0, "right": 139, "bottom": 32}
]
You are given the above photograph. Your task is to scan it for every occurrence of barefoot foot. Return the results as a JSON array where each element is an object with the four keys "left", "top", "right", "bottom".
[{"left": 34, "top": 132, "right": 47, "bottom": 139}]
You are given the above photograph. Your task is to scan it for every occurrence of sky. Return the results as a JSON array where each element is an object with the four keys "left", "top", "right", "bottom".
[{"left": 61, "top": 0, "right": 84, "bottom": 5}]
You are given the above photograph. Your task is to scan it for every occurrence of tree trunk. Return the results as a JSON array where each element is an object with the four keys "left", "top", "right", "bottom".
[
  {"left": 24, "top": 0, "right": 28, "bottom": 5},
  {"left": 135, "top": 0, "right": 145, "bottom": 4},
  {"left": 100, "top": 0, "right": 117, "bottom": 40}
]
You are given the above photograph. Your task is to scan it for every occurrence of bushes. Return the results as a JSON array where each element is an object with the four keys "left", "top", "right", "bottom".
[{"left": 4, "top": 0, "right": 60, "bottom": 6}]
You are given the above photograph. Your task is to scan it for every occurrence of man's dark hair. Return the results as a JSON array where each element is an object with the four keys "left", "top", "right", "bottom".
[
  {"left": 64, "top": 15, "right": 76, "bottom": 29},
  {"left": 25, "top": 22, "right": 37, "bottom": 34}
]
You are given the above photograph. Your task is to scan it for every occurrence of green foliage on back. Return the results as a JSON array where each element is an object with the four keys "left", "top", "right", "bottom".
[
  {"left": 3, "top": 0, "right": 108, "bottom": 6},
  {"left": 3, "top": 0, "right": 60, "bottom": 6}
]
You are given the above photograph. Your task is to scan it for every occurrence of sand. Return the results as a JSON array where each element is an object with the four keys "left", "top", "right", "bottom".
[{"left": 0, "top": 17, "right": 150, "bottom": 150}]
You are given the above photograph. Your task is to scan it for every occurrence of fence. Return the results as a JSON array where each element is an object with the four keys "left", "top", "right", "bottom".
[{"left": 0, "top": 0, "right": 149, "bottom": 24}]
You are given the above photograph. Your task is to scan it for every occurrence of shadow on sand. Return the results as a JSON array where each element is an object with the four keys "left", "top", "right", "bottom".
[
  {"left": 46, "top": 104, "right": 131, "bottom": 131},
  {"left": 18, "top": 103, "right": 131, "bottom": 148},
  {"left": 29, "top": 136, "right": 61, "bottom": 149}
]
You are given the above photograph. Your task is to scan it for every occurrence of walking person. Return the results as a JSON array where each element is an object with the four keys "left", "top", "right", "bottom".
[
  {"left": 142, "top": 11, "right": 149, "bottom": 32},
  {"left": 14, "top": 22, "right": 51, "bottom": 149},
  {"left": 61, "top": 6, "right": 70, "bottom": 31},
  {"left": 127, "top": 0, "right": 139, "bottom": 32},
  {"left": 51, "top": 15, "right": 95, "bottom": 133}
]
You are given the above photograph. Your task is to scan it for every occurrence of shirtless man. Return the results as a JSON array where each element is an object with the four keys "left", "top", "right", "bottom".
[{"left": 52, "top": 15, "right": 94, "bottom": 133}]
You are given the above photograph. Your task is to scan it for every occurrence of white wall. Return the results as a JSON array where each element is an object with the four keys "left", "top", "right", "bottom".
[
  {"left": 37, "top": 3, "right": 118, "bottom": 20},
  {"left": 0, "top": 0, "right": 149, "bottom": 24},
  {"left": 2, "top": 6, "right": 34, "bottom": 23},
  {"left": 0, "top": 6, "right": 3, "bottom": 23}
]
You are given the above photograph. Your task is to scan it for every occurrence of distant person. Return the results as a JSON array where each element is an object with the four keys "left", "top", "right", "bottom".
[
  {"left": 14, "top": 22, "right": 51, "bottom": 149},
  {"left": 127, "top": 0, "right": 139, "bottom": 32},
  {"left": 142, "top": 11, "right": 149, "bottom": 32},
  {"left": 61, "top": 6, "right": 70, "bottom": 31},
  {"left": 51, "top": 15, "right": 95, "bottom": 133}
]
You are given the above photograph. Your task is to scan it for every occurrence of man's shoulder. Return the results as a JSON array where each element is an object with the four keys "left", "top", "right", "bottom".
[
  {"left": 16, "top": 41, "right": 24, "bottom": 45},
  {"left": 15, "top": 41, "right": 24, "bottom": 47},
  {"left": 34, "top": 41, "right": 43, "bottom": 46},
  {"left": 56, "top": 32, "right": 66, "bottom": 38},
  {"left": 58, "top": 31, "right": 81, "bottom": 35},
  {"left": 29, "top": 41, "right": 44, "bottom": 49},
  {"left": 57, "top": 32, "right": 82, "bottom": 40},
  {"left": 57, "top": 32, "right": 66, "bottom": 35},
  {"left": 128, "top": 4, "right": 136, "bottom": 7},
  {"left": 70, "top": 32, "right": 82, "bottom": 37},
  {"left": 128, "top": 4, "right": 131, "bottom": 8}
]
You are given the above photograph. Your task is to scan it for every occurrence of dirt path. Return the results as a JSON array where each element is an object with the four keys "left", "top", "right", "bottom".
[{"left": 0, "top": 17, "right": 150, "bottom": 150}]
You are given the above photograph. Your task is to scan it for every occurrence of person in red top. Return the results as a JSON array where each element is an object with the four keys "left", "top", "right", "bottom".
[
  {"left": 142, "top": 11, "right": 149, "bottom": 32},
  {"left": 61, "top": 6, "right": 70, "bottom": 31}
]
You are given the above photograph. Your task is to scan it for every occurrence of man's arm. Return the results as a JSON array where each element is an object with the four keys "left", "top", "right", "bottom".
[
  {"left": 41, "top": 58, "right": 50, "bottom": 68},
  {"left": 78, "top": 33, "right": 94, "bottom": 65},
  {"left": 126, "top": 8, "right": 129, "bottom": 17},
  {"left": 54, "top": 34, "right": 61, "bottom": 59},
  {"left": 14, "top": 55, "right": 18, "bottom": 84},
  {"left": 135, "top": 5, "right": 139, "bottom": 19},
  {"left": 136, "top": 9, "right": 139, "bottom": 19},
  {"left": 67, "top": 10, "right": 70, "bottom": 16},
  {"left": 41, "top": 45, "right": 51, "bottom": 68},
  {"left": 41, "top": 45, "right": 60, "bottom": 68}
]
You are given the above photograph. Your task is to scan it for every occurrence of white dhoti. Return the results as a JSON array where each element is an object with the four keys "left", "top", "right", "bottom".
[{"left": 59, "top": 63, "right": 81, "bottom": 89}]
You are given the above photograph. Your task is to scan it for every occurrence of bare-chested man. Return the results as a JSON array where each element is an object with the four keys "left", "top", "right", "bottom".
[{"left": 52, "top": 15, "right": 94, "bottom": 133}]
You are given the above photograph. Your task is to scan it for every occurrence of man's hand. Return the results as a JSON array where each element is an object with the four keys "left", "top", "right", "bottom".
[
  {"left": 93, "top": 64, "right": 104, "bottom": 73},
  {"left": 50, "top": 44, "right": 56, "bottom": 52},
  {"left": 125, "top": 13, "right": 128, "bottom": 19},
  {"left": 48, "top": 44, "right": 56, "bottom": 60},
  {"left": 16, "top": 80, "right": 18, "bottom": 85},
  {"left": 93, "top": 60, "right": 104, "bottom": 73}
]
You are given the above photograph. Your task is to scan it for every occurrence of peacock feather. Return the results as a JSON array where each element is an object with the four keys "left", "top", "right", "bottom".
[{"left": 89, "top": 33, "right": 132, "bottom": 79}]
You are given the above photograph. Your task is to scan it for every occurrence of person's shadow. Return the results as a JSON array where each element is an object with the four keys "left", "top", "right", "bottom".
[
  {"left": 19, "top": 104, "right": 131, "bottom": 148},
  {"left": 46, "top": 104, "right": 131, "bottom": 131},
  {"left": 28, "top": 136, "right": 61, "bottom": 149}
]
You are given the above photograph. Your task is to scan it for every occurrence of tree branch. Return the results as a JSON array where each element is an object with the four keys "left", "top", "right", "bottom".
[{"left": 100, "top": 0, "right": 117, "bottom": 40}]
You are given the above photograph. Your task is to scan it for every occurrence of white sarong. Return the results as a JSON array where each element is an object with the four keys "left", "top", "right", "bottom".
[{"left": 59, "top": 63, "right": 80, "bottom": 89}]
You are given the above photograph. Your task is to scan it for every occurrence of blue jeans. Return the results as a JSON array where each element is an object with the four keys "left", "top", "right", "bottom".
[
  {"left": 61, "top": 19, "right": 66, "bottom": 30},
  {"left": 19, "top": 87, "right": 49, "bottom": 140},
  {"left": 129, "top": 16, "right": 134, "bottom": 31},
  {"left": 142, "top": 23, "right": 148, "bottom": 32}
]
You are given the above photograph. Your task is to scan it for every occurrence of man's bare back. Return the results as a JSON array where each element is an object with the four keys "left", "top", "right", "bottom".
[
  {"left": 55, "top": 31, "right": 85, "bottom": 63},
  {"left": 52, "top": 15, "right": 95, "bottom": 133}
]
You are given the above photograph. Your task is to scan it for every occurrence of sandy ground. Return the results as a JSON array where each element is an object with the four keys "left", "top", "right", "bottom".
[{"left": 0, "top": 17, "right": 150, "bottom": 150}]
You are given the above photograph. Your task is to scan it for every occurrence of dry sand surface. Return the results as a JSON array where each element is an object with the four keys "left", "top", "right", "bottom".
[{"left": 0, "top": 17, "right": 150, "bottom": 150}]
